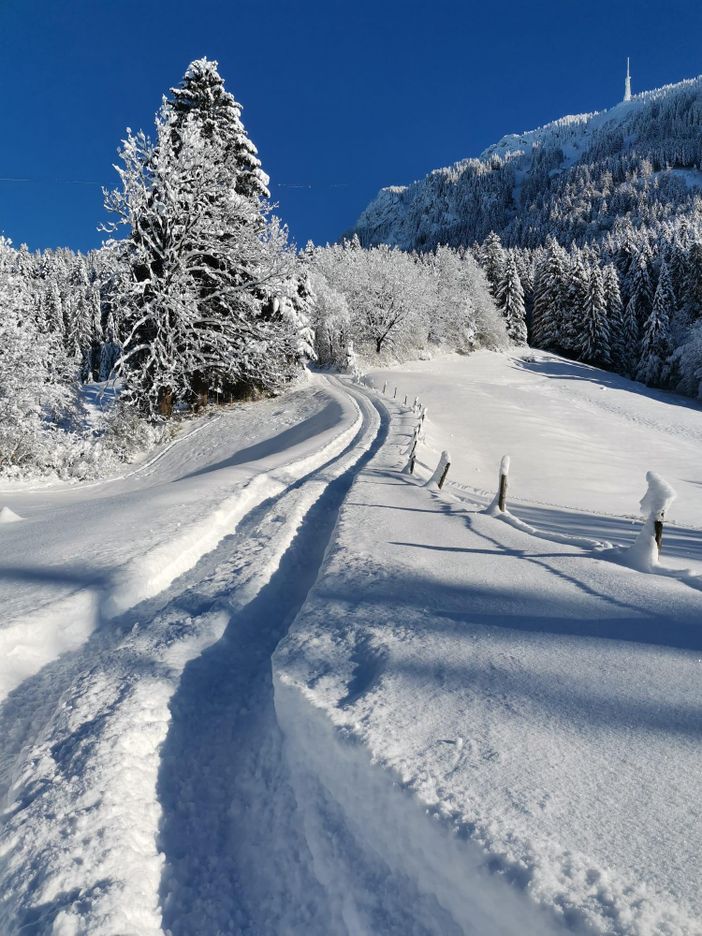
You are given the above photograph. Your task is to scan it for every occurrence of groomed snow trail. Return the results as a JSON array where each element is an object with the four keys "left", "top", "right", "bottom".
[
  {"left": 0, "top": 377, "right": 380, "bottom": 935},
  {"left": 157, "top": 382, "right": 387, "bottom": 935}
]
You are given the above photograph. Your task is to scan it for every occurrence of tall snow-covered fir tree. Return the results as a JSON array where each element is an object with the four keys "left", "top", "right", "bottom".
[
  {"left": 166, "top": 57, "right": 270, "bottom": 203},
  {"left": 105, "top": 59, "right": 310, "bottom": 417},
  {"left": 578, "top": 265, "right": 610, "bottom": 366},
  {"left": 637, "top": 261, "right": 673, "bottom": 385},
  {"left": 480, "top": 232, "right": 505, "bottom": 298},
  {"left": 494, "top": 254, "right": 527, "bottom": 343},
  {"left": 531, "top": 242, "right": 568, "bottom": 348},
  {"left": 603, "top": 263, "right": 626, "bottom": 370}
]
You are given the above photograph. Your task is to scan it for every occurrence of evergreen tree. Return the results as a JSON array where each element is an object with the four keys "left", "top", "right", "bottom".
[
  {"left": 628, "top": 252, "right": 654, "bottom": 326},
  {"left": 564, "top": 251, "right": 590, "bottom": 354},
  {"left": 166, "top": 57, "right": 269, "bottom": 202},
  {"left": 104, "top": 61, "right": 308, "bottom": 417},
  {"left": 603, "top": 264, "right": 626, "bottom": 370},
  {"left": 494, "top": 254, "right": 527, "bottom": 343},
  {"left": 637, "top": 261, "right": 674, "bottom": 385},
  {"left": 622, "top": 295, "right": 641, "bottom": 376},
  {"left": 531, "top": 242, "right": 568, "bottom": 349},
  {"left": 480, "top": 232, "right": 505, "bottom": 298},
  {"left": 578, "top": 266, "right": 610, "bottom": 366},
  {"left": 684, "top": 240, "right": 702, "bottom": 321}
]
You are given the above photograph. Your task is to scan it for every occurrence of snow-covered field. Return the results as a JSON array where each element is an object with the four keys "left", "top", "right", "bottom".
[{"left": 1, "top": 353, "right": 701, "bottom": 935}]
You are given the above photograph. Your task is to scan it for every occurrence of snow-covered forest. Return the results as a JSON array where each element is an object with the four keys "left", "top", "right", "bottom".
[
  {"left": 352, "top": 74, "right": 702, "bottom": 397},
  {"left": 0, "top": 57, "right": 510, "bottom": 480}
]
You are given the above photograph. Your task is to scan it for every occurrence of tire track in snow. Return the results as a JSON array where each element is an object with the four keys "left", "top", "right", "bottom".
[{"left": 157, "top": 383, "right": 389, "bottom": 936}]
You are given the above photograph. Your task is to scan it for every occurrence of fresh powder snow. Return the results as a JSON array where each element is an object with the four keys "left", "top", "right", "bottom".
[{"left": 1, "top": 353, "right": 701, "bottom": 935}]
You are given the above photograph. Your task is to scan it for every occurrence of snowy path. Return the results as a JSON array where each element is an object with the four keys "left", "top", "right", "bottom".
[{"left": 0, "top": 376, "right": 382, "bottom": 934}]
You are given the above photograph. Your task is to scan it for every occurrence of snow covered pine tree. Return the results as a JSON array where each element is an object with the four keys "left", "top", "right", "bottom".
[
  {"left": 104, "top": 58, "right": 311, "bottom": 418},
  {"left": 494, "top": 254, "right": 528, "bottom": 344}
]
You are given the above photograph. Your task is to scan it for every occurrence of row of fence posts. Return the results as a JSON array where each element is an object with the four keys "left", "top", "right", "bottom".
[{"left": 378, "top": 381, "right": 672, "bottom": 557}]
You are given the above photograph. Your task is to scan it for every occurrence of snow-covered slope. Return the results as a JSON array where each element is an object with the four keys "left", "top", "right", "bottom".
[
  {"left": 1, "top": 356, "right": 701, "bottom": 934},
  {"left": 349, "top": 74, "right": 702, "bottom": 250},
  {"left": 276, "top": 353, "right": 702, "bottom": 935}
]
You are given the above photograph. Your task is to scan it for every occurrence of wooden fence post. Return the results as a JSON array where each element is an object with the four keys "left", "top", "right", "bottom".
[
  {"left": 393, "top": 386, "right": 397, "bottom": 399},
  {"left": 654, "top": 516, "right": 664, "bottom": 553},
  {"left": 382, "top": 381, "right": 387, "bottom": 395},
  {"left": 498, "top": 455, "right": 510, "bottom": 512},
  {"left": 403, "top": 394, "right": 408, "bottom": 405},
  {"left": 438, "top": 455, "right": 451, "bottom": 489},
  {"left": 427, "top": 450, "right": 451, "bottom": 489}
]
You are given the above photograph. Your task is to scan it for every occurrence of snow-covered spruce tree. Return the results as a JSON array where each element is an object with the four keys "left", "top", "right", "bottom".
[
  {"left": 683, "top": 240, "right": 702, "bottom": 322},
  {"left": 530, "top": 242, "right": 568, "bottom": 349},
  {"left": 577, "top": 265, "right": 610, "bottom": 367},
  {"left": 670, "top": 319, "right": 702, "bottom": 397},
  {"left": 603, "top": 264, "right": 626, "bottom": 371},
  {"left": 564, "top": 251, "right": 590, "bottom": 355},
  {"left": 629, "top": 252, "right": 654, "bottom": 327},
  {"left": 166, "top": 57, "right": 269, "bottom": 202},
  {"left": 622, "top": 294, "right": 641, "bottom": 376},
  {"left": 494, "top": 254, "right": 527, "bottom": 343},
  {"left": 637, "top": 261, "right": 673, "bottom": 385},
  {"left": 480, "top": 232, "right": 505, "bottom": 298},
  {"left": 104, "top": 59, "right": 309, "bottom": 418}
]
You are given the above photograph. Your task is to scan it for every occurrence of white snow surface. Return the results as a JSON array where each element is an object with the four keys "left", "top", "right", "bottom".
[
  {"left": 277, "top": 352, "right": 702, "bottom": 935},
  {"left": 1, "top": 354, "right": 701, "bottom": 935}
]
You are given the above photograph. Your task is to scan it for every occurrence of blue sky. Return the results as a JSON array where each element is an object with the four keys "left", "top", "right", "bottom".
[{"left": 1, "top": 0, "right": 701, "bottom": 253}]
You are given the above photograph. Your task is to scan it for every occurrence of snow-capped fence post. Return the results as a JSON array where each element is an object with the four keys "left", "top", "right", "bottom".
[
  {"left": 413, "top": 396, "right": 419, "bottom": 413},
  {"left": 634, "top": 471, "right": 676, "bottom": 564},
  {"left": 437, "top": 452, "right": 451, "bottom": 489},
  {"left": 403, "top": 436, "right": 419, "bottom": 475},
  {"left": 426, "top": 450, "right": 451, "bottom": 489},
  {"left": 498, "top": 455, "right": 510, "bottom": 512}
]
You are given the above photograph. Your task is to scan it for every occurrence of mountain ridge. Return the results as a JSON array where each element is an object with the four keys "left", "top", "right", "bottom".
[{"left": 350, "top": 73, "right": 702, "bottom": 252}]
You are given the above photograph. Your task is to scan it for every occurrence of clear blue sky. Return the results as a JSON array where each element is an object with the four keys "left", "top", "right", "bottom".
[{"left": 1, "top": 0, "right": 701, "bottom": 253}]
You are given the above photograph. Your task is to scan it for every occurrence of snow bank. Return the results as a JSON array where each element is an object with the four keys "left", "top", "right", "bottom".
[
  {"left": 0, "top": 505, "right": 22, "bottom": 523},
  {"left": 274, "top": 678, "right": 564, "bottom": 936}
]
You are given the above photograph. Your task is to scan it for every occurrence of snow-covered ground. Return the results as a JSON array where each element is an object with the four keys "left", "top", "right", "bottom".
[{"left": 1, "top": 353, "right": 701, "bottom": 935}]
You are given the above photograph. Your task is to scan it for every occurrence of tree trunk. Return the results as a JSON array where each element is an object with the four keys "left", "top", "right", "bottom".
[{"left": 158, "top": 387, "right": 174, "bottom": 419}]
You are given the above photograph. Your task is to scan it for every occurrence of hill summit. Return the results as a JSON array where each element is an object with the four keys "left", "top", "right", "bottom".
[{"left": 350, "top": 73, "right": 702, "bottom": 252}]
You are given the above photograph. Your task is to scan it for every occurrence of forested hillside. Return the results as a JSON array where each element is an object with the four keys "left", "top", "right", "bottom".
[{"left": 351, "top": 75, "right": 702, "bottom": 398}]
